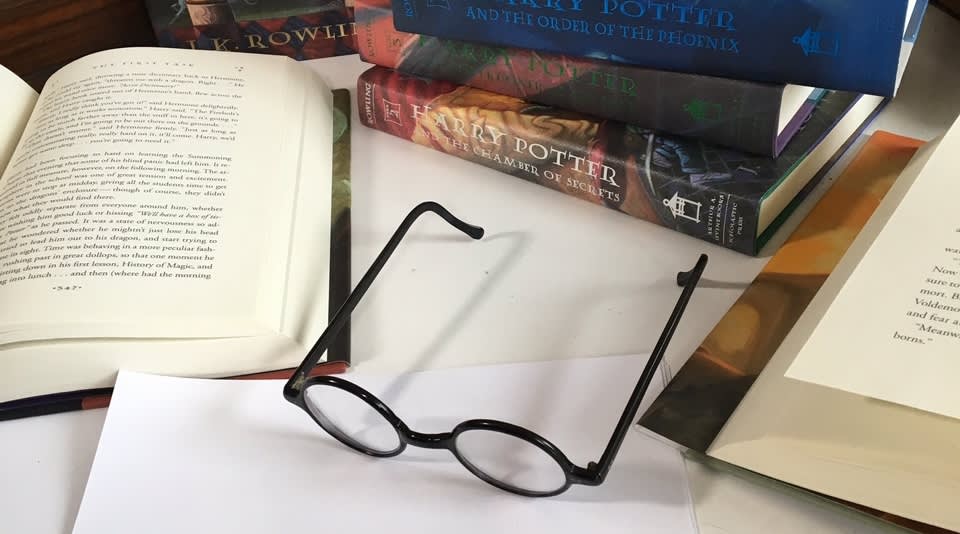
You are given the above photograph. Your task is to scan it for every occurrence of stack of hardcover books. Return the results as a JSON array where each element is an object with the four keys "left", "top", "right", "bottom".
[{"left": 355, "top": 0, "right": 929, "bottom": 255}]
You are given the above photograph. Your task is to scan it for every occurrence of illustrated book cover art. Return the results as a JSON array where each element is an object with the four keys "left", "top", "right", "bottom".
[
  {"left": 0, "top": 47, "right": 352, "bottom": 418},
  {"left": 639, "top": 130, "right": 925, "bottom": 452},
  {"left": 143, "top": 0, "right": 358, "bottom": 59},
  {"left": 639, "top": 128, "right": 960, "bottom": 533},
  {"left": 355, "top": 0, "right": 816, "bottom": 157},
  {"left": 392, "top": 0, "right": 928, "bottom": 97},
  {"left": 357, "top": 65, "right": 883, "bottom": 255}
]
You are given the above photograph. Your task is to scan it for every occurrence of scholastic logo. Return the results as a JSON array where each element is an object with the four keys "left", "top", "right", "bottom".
[
  {"left": 399, "top": 0, "right": 416, "bottom": 17},
  {"left": 382, "top": 99, "right": 402, "bottom": 125},
  {"left": 792, "top": 27, "right": 841, "bottom": 57}
]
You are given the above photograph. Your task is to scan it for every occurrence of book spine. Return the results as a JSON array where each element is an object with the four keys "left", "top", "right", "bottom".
[
  {"left": 144, "top": 1, "right": 358, "bottom": 59},
  {"left": 358, "top": 66, "right": 762, "bottom": 255},
  {"left": 357, "top": 0, "right": 787, "bottom": 156},
  {"left": 391, "top": 0, "right": 908, "bottom": 96},
  {"left": 0, "top": 361, "right": 349, "bottom": 422}
]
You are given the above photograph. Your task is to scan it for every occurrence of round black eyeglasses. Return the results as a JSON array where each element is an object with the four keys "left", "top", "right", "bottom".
[{"left": 284, "top": 201, "right": 707, "bottom": 497}]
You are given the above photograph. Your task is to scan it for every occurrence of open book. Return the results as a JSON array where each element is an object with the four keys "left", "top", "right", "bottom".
[
  {"left": 0, "top": 47, "right": 351, "bottom": 408},
  {"left": 641, "top": 123, "right": 960, "bottom": 532}
]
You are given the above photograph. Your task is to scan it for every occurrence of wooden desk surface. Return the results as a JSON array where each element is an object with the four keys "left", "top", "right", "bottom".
[
  {"left": 0, "top": 0, "right": 156, "bottom": 91},
  {"left": 940, "top": 0, "right": 960, "bottom": 18}
]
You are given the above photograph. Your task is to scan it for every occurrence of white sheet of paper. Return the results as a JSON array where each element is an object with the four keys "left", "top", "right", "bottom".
[
  {"left": 786, "top": 118, "right": 960, "bottom": 420},
  {"left": 72, "top": 355, "right": 697, "bottom": 534}
]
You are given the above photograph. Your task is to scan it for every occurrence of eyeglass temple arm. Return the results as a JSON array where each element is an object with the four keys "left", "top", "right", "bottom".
[
  {"left": 585, "top": 253, "right": 708, "bottom": 484},
  {"left": 285, "top": 201, "right": 484, "bottom": 396}
]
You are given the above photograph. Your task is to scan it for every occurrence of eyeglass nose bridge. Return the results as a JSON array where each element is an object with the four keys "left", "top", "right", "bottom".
[{"left": 401, "top": 429, "right": 456, "bottom": 450}]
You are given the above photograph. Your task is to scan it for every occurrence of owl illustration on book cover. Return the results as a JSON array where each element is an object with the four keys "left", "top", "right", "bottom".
[{"left": 144, "top": 0, "right": 358, "bottom": 59}]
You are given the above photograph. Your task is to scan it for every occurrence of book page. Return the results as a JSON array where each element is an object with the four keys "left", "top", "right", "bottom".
[
  {"left": 710, "top": 136, "right": 960, "bottom": 533},
  {"left": 0, "top": 66, "right": 38, "bottom": 173},
  {"left": 786, "top": 117, "right": 960, "bottom": 420},
  {"left": 279, "top": 69, "right": 334, "bottom": 345},
  {"left": 0, "top": 47, "right": 315, "bottom": 343}
]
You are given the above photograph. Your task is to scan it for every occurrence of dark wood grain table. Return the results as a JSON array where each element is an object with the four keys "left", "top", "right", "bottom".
[
  {"left": 0, "top": 0, "right": 156, "bottom": 91},
  {"left": 940, "top": 0, "right": 960, "bottom": 19}
]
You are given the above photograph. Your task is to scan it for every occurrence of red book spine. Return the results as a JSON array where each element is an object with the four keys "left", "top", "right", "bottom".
[
  {"left": 0, "top": 361, "right": 349, "bottom": 421},
  {"left": 358, "top": 65, "right": 660, "bottom": 220}
]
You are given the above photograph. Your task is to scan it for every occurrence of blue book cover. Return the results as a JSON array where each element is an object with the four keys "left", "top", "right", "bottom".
[{"left": 392, "top": 0, "right": 924, "bottom": 96}]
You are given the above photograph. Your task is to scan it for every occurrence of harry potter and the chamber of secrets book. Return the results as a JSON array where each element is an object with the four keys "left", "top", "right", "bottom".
[
  {"left": 0, "top": 47, "right": 351, "bottom": 408},
  {"left": 358, "top": 66, "right": 882, "bottom": 255}
]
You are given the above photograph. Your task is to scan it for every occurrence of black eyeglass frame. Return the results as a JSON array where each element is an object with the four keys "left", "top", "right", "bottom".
[{"left": 284, "top": 201, "right": 707, "bottom": 497}]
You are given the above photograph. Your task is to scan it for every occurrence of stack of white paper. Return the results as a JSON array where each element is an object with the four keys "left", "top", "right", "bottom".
[{"left": 72, "top": 354, "right": 698, "bottom": 534}]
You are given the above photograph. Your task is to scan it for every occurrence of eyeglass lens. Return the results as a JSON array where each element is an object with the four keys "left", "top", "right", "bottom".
[
  {"left": 306, "top": 381, "right": 569, "bottom": 494},
  {"left": 455, "top": 429, "right": 568, "bottom": 494},
  {"left": 304, "top": 384, "right": 402, "bottom": 454}
]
